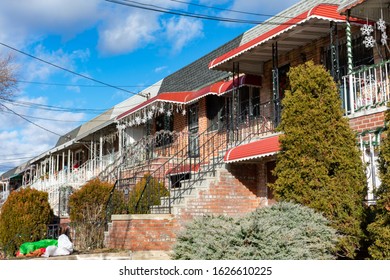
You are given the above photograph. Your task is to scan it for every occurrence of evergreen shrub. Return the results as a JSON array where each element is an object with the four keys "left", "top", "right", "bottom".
[
  {"left": 0, "top": 188, "right": 53, "bottom": 257},
  {"left": 367, "top": 107, "right": 390, "bottom": 259},
  {"left": 69, "top": 179, "right": 124, "bottom": 250},
  {"left": 127, "top": 174, "right": 169, "bottom": 214},
  {"left": 270, "top": 61, "right": 367, "bottom": 258},
  {"left": 172, "top": 202, "right": 338, "bottom": 260}
]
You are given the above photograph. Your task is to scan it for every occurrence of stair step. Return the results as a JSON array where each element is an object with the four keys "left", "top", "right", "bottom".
[{"left": 150, "top": 206, "right": 170, "bottom": 214}]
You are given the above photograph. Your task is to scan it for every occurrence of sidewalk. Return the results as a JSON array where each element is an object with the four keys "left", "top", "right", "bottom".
[{"left": 35, "top": 250, "right": 171, "bottom": 260}]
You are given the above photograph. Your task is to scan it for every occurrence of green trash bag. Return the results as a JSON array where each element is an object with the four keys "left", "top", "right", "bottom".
[{"left": 19, "top": 239, "right": 58, "bottom": 255}]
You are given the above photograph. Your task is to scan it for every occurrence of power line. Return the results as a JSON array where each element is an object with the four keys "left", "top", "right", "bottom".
[
  {"left": 107, "top": 0, "right": 305, "bottom": 25},
  {"left": 17, "top": 80, "right": 153, "bottom": 88},
  {"left": 0, "top": 110, "right": 87, "bottom": 123},
  {"left": 0, "top": 97, "right": 106, "bottom": 113},
  {"left": 0, "top": 156, "right": 37, "bottom": 163},
  {"left": 0, "top": 103, "right": 63, "bottom": 137},
  {"left": 0, "top": 42, "right": 148, "bottom": 98},
  {"left": 168, "top": 0, "right": 301, "bottom": 20},
  {"left": 107, "top": 0, "right": 266, "bottom": 25},
  {"left": 0, "top": 97, "right": 145, "bottom": 114}
]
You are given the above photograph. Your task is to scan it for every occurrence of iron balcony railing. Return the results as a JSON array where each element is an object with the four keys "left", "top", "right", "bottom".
[
  {"left": 106, "top": 101, "right": 276, "bottom": 217},
  {"left": 341, "top": 60, "right": 390, "bottom": 115}
]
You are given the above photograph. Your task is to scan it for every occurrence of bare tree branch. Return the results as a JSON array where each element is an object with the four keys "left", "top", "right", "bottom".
[{"left": 0, "top": 54, "right": 18, "bottom": 100}]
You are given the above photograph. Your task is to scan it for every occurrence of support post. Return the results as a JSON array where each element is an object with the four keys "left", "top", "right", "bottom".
[
  {"left": 272, "top": 43, "right": 280, "bottom": 126},
  {"left": 100, "top": 134, "right": 103, "bottom": 172},
  {"left": 346, "top": 11, "right": 355, "bottom": 114}
]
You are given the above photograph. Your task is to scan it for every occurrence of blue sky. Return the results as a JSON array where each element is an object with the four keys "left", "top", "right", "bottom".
[{"left": 0, "top": 0, "right": 299, "bottom": 174}]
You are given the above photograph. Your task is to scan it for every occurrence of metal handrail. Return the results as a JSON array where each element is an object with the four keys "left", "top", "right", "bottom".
[{"left": 106, "top": 101, "right": 275, "bottom": 217}]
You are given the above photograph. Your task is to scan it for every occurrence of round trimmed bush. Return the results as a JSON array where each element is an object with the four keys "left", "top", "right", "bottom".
[
  {"left": 69, "top": 179, "right": 124, "bottom": 250},
  {"left": 172, "top": 202, "right": 338, "bottom": 260},
  {"left": 0, "top": 188, "right": 53, "bottom": 257}
]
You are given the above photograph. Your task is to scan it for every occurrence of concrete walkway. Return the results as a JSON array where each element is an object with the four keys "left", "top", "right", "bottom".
[{"left": 35, "top": 250, "right": 171, "bottom": 260}]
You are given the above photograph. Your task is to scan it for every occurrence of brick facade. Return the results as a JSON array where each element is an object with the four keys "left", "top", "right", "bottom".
[
  {"left": 349, "top": 110, "right": 386, "bottom": 133},
  {"left": 103, "top": 9, "right": 387, "bottom": 255},
  {"left": 105, "top": 214, "right": 180, "bottom": 251}
]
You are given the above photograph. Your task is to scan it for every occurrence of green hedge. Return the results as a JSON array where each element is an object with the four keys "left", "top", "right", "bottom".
[
  {"left": 172, "top": 202, "right": 338, "bottom": 260},
  {"left": 0, "top": 188, "right": 53, "bottom": 257}
]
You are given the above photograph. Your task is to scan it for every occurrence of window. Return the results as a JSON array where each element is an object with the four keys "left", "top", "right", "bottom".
[
  {"left": 155, "top": 113, "right": 173, "bottom": 132},
  {"left": 155, "top": 113, "right": 174, "bottom": 147},
  {"left": 238, "top": 86, "right": 262, "bottom": 123},
  {"left": 251, "top": 87, "right": 261, "bottom": 117},
  {"left": 206, "top": 95, "right": 225, "bottom": 131},
  {"left": 323, "top": 35, "right": 374, "bottom": 78}
]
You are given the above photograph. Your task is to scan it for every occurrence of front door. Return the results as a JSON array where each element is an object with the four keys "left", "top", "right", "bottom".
[
  {"left": 266, "top": 161, "right": 276, "bottom": 205},
  {"left": 188, "top": 103, "right": 199, "bottom": 157}
]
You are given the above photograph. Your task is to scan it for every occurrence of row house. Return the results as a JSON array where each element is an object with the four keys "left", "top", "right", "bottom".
[
  {"left": 2, "top": 0, "right": 389, "bottom": 250},
  {"left": 108, "top": 0, "right": 388, "bottom": 219},
  {"left": 105, "top": 0, "right": 390, "bottom": 252},
  {"left": 0, "top": 83, "right": 162, "bottom": 216}
]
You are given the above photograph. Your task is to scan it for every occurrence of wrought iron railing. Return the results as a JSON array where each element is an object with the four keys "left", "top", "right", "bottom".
[
  {"left": 341, "top": 60, "right": 390, "bottom": 115},
  {"left": 106, "top": 101, "right": 275, "bottom": 217}
]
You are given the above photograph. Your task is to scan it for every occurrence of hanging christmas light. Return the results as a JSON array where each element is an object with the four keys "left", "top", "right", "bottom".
[
  {"left": 377, "top": 18, "right": 386, "bottom": 32},
  {"left": 159, "top": 103, "right": 165, "bottom": 114},
  {"left": 361, "top": 23, "right": 373, "bottom": 36},
  {"left": 135, "top": 116, "right": 141, "bottom": 125},
  {"left": 147, "top": 110, "right": 154, "bottom": 120},
  {"left": 377, "top": 8, "right": 388, "bottom": 46},
  {"left": 363, "top": 35, "right": 376, "bottom": 48},
  {"left": 361, "top": 18, "right": 375, "bottom": 48}
]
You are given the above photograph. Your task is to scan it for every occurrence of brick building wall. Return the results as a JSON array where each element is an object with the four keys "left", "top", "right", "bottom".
[
  {"left": 349, "top": 110, "right": 386, "bottom": 133},
  {"left": 105, "top": 214, "right": 180, "bottom": 251},
  {"left": 176, "top": 165, "right": 262, "bottom": 227}
]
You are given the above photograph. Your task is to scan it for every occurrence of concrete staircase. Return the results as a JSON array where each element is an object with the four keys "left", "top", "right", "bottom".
[{"left": 150, "top": 159, "right": 226, "bottom": 215}]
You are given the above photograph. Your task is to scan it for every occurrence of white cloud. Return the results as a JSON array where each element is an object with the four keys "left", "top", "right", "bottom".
[
  {"left": 98, "top": 10, "right": 160, "bottom": 55},
  {"left": 163, "top": 17, "right": 204, "bottom": 53},
  {"left": 20, "top": 45, "right": 91, "bottom": 82},
  {"left": 0, "top": 96, "right": 85, "bottom": 174},
  {"left": 218, "top": 0, "right": 301, "bottom": 26},
  {"left": 155, "top": 66, "right": 168, "bottom": 73},
  {"left": 0, "top": 0, "right": 100, "bottom": 42}
]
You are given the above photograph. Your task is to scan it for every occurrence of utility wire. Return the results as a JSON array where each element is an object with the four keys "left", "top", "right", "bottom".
[
  {"left": 168, "top": 0, "right": 302, "bottom": 20},
  {"left": 0, "top": 103, "right": 63, "bottom": 137},
  {"left": 17, "top": 80, "right": 153, "bottom": 88},
  {"left": 0, "top": 42, "right": 148, "bottom": 98},
  {"left": 1, "top": 98, "right": 105, "bottom": 113},
  {"left": 107, "top": 0, "right": 267, "bottom": 25},
  {"left": 107, "top": 0, "right": 308, "bottom": 25},
  {"left": 0, "top": 110, "right": 87, "bottom": 123},
  {"left": 0, "top": 97, "right": 144, "bottom": 114}
]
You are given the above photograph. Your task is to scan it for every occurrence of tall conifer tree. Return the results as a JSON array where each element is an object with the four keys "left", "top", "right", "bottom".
[
  {"left": 367, "top": 108, "right": 390, "bottom": 259},
  {"left": 271, "top": 61, "right": 366, "bottom": 259}
]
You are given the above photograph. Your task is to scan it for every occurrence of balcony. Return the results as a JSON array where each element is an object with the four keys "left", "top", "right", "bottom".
[{"left": 342, "top": 60, "right": 390, "bottom": 115}]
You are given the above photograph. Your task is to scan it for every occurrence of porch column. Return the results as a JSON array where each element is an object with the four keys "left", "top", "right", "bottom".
[
  {"left": 56, "top": 154, "right": 59, "bottom": 173},
  {"left": 49, "top": 154, "right": 53, "bottom": 179},
  {"left": 67, "top": 149, "right": 71, "bottom": 180},
  {"left": 100, "top": 134, "right": 103, "bottom": 172},
  {"left": 272, "top": 43, "right": 280, "bottom": 126},
  {"left": 118, "top": 125, "right": 123, "bottom": 158},
  {"left": 90, "top": 140, "right": 93, "bottom": 172},
  {"left": 346, "top": 11, "right": 355, "bottom": 114},
  {"left": 92, "top": 139, "right": 96, "bottom": 174}
]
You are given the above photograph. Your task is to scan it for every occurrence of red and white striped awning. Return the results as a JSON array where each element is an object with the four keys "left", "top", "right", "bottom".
[
  {"left": 224, "top": 135, "right": 281, "bottom": 163},
  {"left": 116, "top": 74, "right": 261, "bottom": 122},
  {"left": 166, "top": 163, "right": 200, "bottom": 175},
  {"left": 209, "top": 4, "right": 349, "bottom": 74}
]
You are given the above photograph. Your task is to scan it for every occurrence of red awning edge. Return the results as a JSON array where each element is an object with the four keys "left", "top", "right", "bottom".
[
  {"left": 224, "top": 135, "right": 281, "bottom": 163},
  {"left": 209, "top": 4, "right": 347, "bottom": 70}
]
